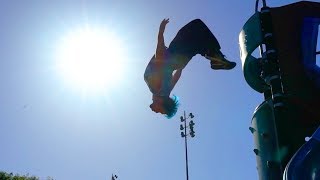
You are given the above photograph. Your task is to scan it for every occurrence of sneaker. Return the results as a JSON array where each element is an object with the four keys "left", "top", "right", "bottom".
[
  {"left": 205, "top": 54, "right": 236, "bottom": 70},
  {"left": 210, "top": 61, "right": 236, "bottom": 70}
]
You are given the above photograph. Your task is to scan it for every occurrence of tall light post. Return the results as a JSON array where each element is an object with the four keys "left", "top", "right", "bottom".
[
  {"left": 180, "top": 111, "right": 195, "bottom": 180},
  {"left": 111, "top": 174, "right": 118, "bottom": 180}
]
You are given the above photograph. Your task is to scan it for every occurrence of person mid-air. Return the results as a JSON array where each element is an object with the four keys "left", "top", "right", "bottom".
[{"left": 144, "top": 18, "right": 236, "bottom": 118}]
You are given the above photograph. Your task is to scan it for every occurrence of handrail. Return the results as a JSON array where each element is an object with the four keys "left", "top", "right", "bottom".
[{"left": 255, "top": 0, "right": 267, "bottom": 12}]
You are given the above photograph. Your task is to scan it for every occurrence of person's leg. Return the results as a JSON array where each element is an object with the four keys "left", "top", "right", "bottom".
[
  {"left": 168, "top": 19, "right": 236, "bottom": 70},
  {"left": 168, "top": 19, "right": 236, "bottom": 69},
  {"left": 167, "top": 19, "right": 206, "bottom": 68},
  {"left": 168, "top": 19, "right": 221, "bottom": 58},
  {"left": 184, "top": 20, "right": 236, "bottom": 70}
]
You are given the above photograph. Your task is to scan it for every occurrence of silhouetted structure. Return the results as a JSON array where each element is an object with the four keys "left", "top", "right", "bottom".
[
  {"left": 239, "top": 0, "right": 320, "bottom": 179},
  {"left": 111, "top": 174, "right": 118, "bottom": 180},
  {"left": 179, "top": 111, "right": 195, "bottom": 180}
]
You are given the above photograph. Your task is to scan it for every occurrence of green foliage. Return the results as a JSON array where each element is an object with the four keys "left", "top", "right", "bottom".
[
  {"left": 0, "top": 171, "right": 54, "bottom": 180},
  {"left": 0, "top": 171, "right": 39, "bottom": 180}
]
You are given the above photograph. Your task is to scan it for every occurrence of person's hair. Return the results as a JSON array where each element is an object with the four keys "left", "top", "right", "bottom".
[{"left": 162, "top": 95, "right": 180, "bottom": 119}]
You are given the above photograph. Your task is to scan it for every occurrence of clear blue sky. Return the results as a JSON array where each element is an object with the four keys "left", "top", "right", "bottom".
[{"left": 0, "top": 0, "right": 310, "bottom": 180}]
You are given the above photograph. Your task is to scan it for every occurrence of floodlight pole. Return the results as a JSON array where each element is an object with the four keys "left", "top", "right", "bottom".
[
  {"left": 180, "top": 111, "right": 195, "bottom": 180},
  {"left": 183, "top": 111, "right": 189, "bottom": 180}
]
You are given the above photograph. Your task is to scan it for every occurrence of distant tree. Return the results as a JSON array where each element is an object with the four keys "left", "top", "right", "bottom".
[{"left": 0, "top": 171, "right": 42, "bottom": 180}]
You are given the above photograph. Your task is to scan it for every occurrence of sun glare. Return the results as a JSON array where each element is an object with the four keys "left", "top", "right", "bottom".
[{"left": 56, "top": 26, "right": 126, "bottom": 94}]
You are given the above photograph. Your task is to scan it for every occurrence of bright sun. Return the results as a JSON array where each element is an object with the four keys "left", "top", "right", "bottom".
[{"left": 56, "top": 26, "right": 126, "bottom": 94}]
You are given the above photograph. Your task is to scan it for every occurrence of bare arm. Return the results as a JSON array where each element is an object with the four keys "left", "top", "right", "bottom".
[{"left": 155, "top": 18, "right": 169, "bottom": 61}]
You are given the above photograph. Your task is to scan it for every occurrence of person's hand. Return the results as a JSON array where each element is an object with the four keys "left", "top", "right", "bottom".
[{"left": 159, "top": 18, "right": 169, "bottom": 32}]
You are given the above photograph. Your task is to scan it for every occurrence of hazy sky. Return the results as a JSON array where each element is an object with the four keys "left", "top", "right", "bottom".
[{"left": 0, "top": 0, "right": 315, "bottom": 180}]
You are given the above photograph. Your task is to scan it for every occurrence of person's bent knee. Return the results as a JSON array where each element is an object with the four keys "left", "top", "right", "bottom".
[{"left": 190, "top": 19, "right": 204, "bottom": 25}]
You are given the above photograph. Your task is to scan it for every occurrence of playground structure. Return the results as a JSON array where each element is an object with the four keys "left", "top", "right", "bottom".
[{"left": 239, "top": 0, "right": 320, "bottom": 179}]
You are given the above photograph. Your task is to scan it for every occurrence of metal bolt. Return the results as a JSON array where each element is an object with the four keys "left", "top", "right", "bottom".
[{"left": 261, "top": 132, "right": 269, "bottom": 139}]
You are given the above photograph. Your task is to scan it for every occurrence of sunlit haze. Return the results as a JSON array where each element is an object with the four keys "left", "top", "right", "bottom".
[
  {"left": 56, "top": 26, "right": 126, "bottom": 94},
  {"left": 0, "top": 0, "right": 306, "bottom": 180}
]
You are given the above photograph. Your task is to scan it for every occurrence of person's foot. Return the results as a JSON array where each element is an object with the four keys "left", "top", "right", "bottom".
[
  {"left": 210, "top": 61, "right": 236, "bottom": 70},
  {"left": 205, "top": 54, "right": 236, "bottom": 70}
]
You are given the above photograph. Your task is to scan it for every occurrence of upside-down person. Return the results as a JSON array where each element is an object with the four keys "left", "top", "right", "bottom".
[{"left": 144, "top": 18, "right": 236, "bottom": 118}]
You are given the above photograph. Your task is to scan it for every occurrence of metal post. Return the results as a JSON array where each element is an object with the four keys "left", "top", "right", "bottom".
[
  {"left": 184, "top": 111, "right": 189, "bottom": 180},
  {"left": 179, "top": 111, "right": 195, "bottom": 180},
  {"left": 254, "top": 1, "right": 286, "bottom": 179},
  {"left": 260, "top": 6, "right": 285, "bottom": 109}
]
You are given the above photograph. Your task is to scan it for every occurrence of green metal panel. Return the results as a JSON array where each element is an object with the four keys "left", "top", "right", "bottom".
[
  {"left": 239, "top": 13, "right": 268, "bottom": 93},
  {"left": 251, "top": 98, "right": 316, "bottom": 180},
  {"left": 251, "top": 100, "right": 283, "bottom": 180}
]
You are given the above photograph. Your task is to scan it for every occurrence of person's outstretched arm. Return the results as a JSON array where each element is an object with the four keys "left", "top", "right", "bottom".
[{"left": 155, "top": 18, "right": 169, "bottom": 61}]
